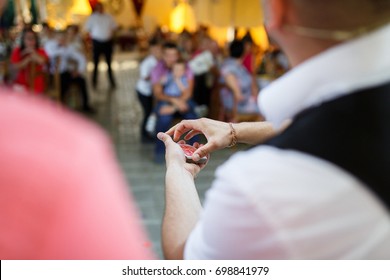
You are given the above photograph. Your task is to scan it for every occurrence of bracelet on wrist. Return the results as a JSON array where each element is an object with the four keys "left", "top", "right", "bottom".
[{"left": 227, "top": 122, "right": 237, "bottom": 148}]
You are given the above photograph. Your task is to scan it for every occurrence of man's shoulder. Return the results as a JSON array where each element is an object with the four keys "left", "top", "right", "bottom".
[{"left": 151, "top": 61, "right": 168, "bottom": 81}]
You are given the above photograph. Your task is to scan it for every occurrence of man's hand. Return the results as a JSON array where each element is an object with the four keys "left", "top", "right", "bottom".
[
  {"left": 170, "top": 99, "right": 188, "bottom": 113},
  {"left": 157, "top": 132, "right": 208, "bottom": 178},
  {"left": 166, "top": 118, "right": 232, "bottom": 162}
]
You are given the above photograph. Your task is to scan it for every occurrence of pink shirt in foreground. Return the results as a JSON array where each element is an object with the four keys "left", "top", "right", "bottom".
[{"left": 0, "top": 91, "right": 153, "bottom": 259}]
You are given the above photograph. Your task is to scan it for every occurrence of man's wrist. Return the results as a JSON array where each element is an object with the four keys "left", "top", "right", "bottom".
[{"left": 227, "top": 122, "right": 237, "bottom": 148}]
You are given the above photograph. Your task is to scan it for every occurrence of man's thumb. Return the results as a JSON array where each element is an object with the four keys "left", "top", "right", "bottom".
[{"left": 157, "top": 132, "right": 172, "bottom": 146}]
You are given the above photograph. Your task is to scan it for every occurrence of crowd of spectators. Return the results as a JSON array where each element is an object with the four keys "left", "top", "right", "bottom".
[
  {"left": 0, "top": 22, "right": 95, "bottom": 113},
  {"left": 136, "top": 26, "right": 289, "bottom": 162},
  {"left": 0, "top": 19, "right": 290, "bottom": 163}
]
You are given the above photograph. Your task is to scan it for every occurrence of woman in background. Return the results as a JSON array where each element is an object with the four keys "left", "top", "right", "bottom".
[
  {"left": 219, "top": 39, "right": 260, "bottom": 122},
  {"left": 10, "top": 27, "right": 48, "bottom": 95}
]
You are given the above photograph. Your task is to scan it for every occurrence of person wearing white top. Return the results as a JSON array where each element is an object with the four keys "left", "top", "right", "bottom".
[
  {"left": 45, "top": 32, "right": 93, "bottom": 112},
  {"left": 84, "top": 2, "right": 118, "bottom": 89},
  {"left": 157, "top": 0, "right": 390, "bottom": 260},
  {"left": 136, "top": 40, "right": 162, "bottom": 142}
]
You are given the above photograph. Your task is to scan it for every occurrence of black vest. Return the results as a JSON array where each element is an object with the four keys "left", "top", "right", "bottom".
[{"left": 264, "top": 82, "right": 390, "bottom": 209}]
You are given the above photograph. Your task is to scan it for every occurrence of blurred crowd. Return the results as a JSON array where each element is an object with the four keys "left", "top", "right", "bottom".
[
  {"left": 0, "top": 21, "right": 95, "bottom": 112},
  {"left": 0, "top": 19, "right": 290, "bottom": 163}
]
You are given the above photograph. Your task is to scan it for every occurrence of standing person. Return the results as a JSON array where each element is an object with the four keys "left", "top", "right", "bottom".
[
  {"left": 136, "top": 39, "right": 162, "bottom": 143},
  {"left": 188, "top": 36, "right": 215, "bottom": 110},
  {"left": 157, "top": 0, "right": 390, "bottom": 259},
  {"left": 10, "top": 27, "right": 49, "bottom": 95},
  {"left": 84, "top": 2, "right": 118, "bottom": 89}
]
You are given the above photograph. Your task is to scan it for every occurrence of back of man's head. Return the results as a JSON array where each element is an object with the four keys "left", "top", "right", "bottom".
[
  {"left": 267, "top": 0, "right": 390, "bottom": 66},
  {"left": 291, "top": 0, "right": 390, "bottom": 29}
]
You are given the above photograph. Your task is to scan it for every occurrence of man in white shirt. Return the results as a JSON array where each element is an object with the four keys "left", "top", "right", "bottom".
[
  {"left": 45, "top": 32, "right": 94, "bottom": 112},
  {"left": 157, "top": 0, "right": 390, "bottom": 259},
  {"left": 84, "top": 2, "right": 118, "bottom": 89}
]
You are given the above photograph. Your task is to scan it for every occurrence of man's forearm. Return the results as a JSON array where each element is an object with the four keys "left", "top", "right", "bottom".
[
  {"left": 162, "top": 164, "right": 202, "bottom": 260},
  {"left": 235, "top": 121, "right": 276, "bottom": 145}
]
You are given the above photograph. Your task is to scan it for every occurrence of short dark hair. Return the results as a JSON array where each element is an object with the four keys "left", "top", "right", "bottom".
[
  {"left": 162, "top": 42, "right": 178, "bottom": 50},
  {"left": 229, "top": 40, "right": 244, "bottom": 58},
  {"left": 149, "top": 38, "right": 160, "bottom": 47}
]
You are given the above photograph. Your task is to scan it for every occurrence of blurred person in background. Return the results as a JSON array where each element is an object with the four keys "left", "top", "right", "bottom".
[
  {"left": 158, "top": 0, "right": 390, "bottom": 259},
  {"left": 136, "top": 38, "right": 162, "bottom": 143},
  {"left": 84, "top": 1, "right": 118, "bottom": 89},
  {"left": 189, "top": 36, "right": 215, "bottom": 111},
  {"left": 242, "top": 32, "right": 256, "bottom": 75},
  {"left": 66, "top": 24, "right": 87, "bottom": 55},
  {"left": 44, "top": 31, "right": 94, "bottom": 113},
  {"left": 39, "top": 22, "right": 55, "bottom": 47},
  {"left": 219, "top": 39, "right": 260, "bottom": 122},
  {"left": 151, "top": 42, "right": 198, "bottom": 163},
  {"left": 10, "top": 27, "right": 49, "bottom": 95}
]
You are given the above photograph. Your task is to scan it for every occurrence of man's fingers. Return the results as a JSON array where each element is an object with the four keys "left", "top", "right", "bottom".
[
  {"left": 166, "top": 123, "right": 189, "bottom": 141},
  {"left": 165, "top": 124, "right": 178, "bottom": 136},
  {"left": 192, "top": 145, "right": 210, "bottom": 162},
  {"left": 157, "top": 132, "right": 174, "bottom": 146},
  {"left": 166, "top": 120, "right": 200, "bottom": 141},
  {"left": 184, "top": 130, "right": 201, "bottom": 141}
]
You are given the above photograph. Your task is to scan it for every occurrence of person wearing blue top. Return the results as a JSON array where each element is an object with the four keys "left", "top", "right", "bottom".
[{"left": 152, "top": 54, "right": 198, "bottom": 163}]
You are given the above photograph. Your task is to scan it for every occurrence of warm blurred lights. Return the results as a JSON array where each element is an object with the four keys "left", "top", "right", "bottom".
[
  {"left": 169, "top": 1, "right": 197, "bottom": 33},
  {"left": 70, "top": 0, "right": 92, "bottom": 16},
  {"left": 40, "top": 0, "right": 269, "bottom": 49}
]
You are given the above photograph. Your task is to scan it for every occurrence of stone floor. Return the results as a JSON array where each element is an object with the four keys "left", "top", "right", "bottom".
[{"left": 83, "top": 51, "right": 245, "bottom": 259}]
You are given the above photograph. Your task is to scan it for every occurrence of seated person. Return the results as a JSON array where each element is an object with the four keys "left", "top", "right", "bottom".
[
  {"left": 10, "top": 27, "right": 49, "bottom": 95},
  {"left": 66, "top": 24, "right": 87, "bottom": 55},
  {"left": 158, "top": 59, "right": 192, "bottom": 114},
  {"left": 44, "top": 32, "right": 94, "bottom": 112},
  {"left": 219, "top": 40, "right": 260, "bottom": 122},
  {"left": 151, "top": 43, "right": 198, "bottom": 163}
]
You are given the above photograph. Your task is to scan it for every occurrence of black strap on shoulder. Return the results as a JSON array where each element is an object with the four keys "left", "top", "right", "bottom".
[{"left": 265, "top": 82, "right": 390, "bottom": 208}]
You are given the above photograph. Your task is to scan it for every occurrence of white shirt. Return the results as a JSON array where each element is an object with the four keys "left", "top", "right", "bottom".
[
  {"left": 184, "top": 24, "right": 390, "bottom": 259},
  {"left": 84, "top": 12, "right": 117, "bottom": 42},
  {"left": 136, "top": 55, "right": 159, "bottom": 96},
  {"left": 188, "top": 51, "right": 214, "bottom": 75},
  {"left": 44, "top": 41, "right": 87, "bottom": 75}
]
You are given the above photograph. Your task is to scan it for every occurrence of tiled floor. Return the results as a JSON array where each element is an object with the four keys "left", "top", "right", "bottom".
[{"left": 85, "top": 50, "right": 245, "bottom": 258}]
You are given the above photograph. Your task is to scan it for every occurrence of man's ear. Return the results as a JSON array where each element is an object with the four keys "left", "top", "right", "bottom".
[{"left": 264, "top": 0, "right": 287, "bottom": 30}]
